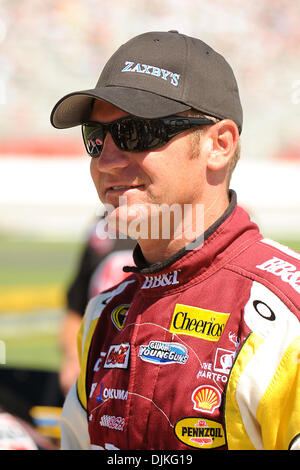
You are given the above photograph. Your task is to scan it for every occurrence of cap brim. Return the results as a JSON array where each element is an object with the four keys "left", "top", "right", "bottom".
[{"left": 50, "top": 87, "right": 191, "bottom": 129}]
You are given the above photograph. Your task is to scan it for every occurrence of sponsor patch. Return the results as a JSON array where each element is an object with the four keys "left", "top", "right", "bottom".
[
  {"left": 213, "top": 348, "right": 236, "bottom": 375},
  {"left": 191, "top": 385, "right": 221, "bottom": 414},
  {"left": 99, "top": 415, "right": 125, "bottom": 431},
  {"left": 104, "top": 343, "right": 130, "bottom": 369},
  {"left": 121, "top": 61, "right": 180, "bottom": 87},
  {"left": 89, "top": 383, "right": 128, "bottom": 402},
  {"left": 256, "top": 256, "right": 300, "bottom": 294},
  {"left": 169, "top": 304, "right": 229, "bottom": 341},
  {"left": 141, "top": 270, "right": 179, "bottom": 289},
  {"left": 196, "top": 361, "right": 228, "bottom": 384},
  {"left": 174, "top": 417, "right": 225, "bottom": 449},
  {"left": 111, "top": 304, "right": 130, "bottom": 330},
  {"left": 138, "top": 341, "right": 189, "bottom": 365}
]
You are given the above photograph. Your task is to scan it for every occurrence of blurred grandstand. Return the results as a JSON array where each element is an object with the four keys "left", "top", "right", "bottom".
[
  {"left": 0, "top": 0, "right": 299, "bottom": 240},
  {"left": 0, "top": 0, "right": 299, "bottom": 449}
]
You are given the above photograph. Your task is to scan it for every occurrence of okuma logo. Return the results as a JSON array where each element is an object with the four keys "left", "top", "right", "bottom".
[{"left": 89, "top": 383, "right": 128, "bottom": 402}]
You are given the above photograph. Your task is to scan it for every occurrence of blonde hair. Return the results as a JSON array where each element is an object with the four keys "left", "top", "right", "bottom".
[{"left": 181, "top": 109, "right": 241, "bottom": 186}]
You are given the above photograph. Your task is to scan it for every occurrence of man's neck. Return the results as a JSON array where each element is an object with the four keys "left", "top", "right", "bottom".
[{"left": 137, "top": 192, "right": 230, "bottom": 265}]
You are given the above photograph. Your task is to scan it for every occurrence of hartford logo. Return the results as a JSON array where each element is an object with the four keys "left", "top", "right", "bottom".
[{"left": 141, "top": 270, "right": 179, "bottom": 289}]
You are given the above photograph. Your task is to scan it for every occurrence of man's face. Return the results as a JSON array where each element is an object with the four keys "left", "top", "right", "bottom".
[{"left": 89, "top": 100, "right": 207, "bottom": 238}]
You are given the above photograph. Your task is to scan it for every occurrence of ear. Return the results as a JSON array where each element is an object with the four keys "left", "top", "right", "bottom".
[{"left": 205, "top": 119, "right": 239, "bottom": 172}]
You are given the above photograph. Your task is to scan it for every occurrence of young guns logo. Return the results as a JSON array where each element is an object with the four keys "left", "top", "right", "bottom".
[
  {"left": 169, "top": 304, "right": 230, "bottom": 342},
  {"left": 138, "top": 341, "right": 189, "bottom": 365}
]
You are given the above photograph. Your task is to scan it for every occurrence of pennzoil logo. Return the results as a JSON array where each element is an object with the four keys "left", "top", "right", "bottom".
[
  {"left": 174, "top": 417, "right": 225, "bottom": 449},
  {"left": 111, "top": 304, "right": 130, "bottom": 330},
  {"left": 169, "top": 304, "right": 230, "bottom": 342},
  {"left": 191, "top": 385, "right": 221, "bottom": 414}
]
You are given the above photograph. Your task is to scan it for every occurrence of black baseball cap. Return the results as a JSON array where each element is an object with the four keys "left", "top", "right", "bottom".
[{"left": 50, "top": 30, "right": 243, "bottom": 133}]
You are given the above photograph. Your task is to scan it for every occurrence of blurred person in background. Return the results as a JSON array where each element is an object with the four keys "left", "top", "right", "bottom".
[
  {"left": 51, "top": 31, "right": 300, "bottom": 450},
  {"left": 0, "top": 387, "right": 57, "bottom": 450},
  {"left": 59, "top": 216, "right": 134, "bottom": 395}
]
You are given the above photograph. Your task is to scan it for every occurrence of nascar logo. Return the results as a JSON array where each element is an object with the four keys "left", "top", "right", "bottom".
[
  {"left": 111, "top": 304, "right": 130, "bottom": 330},
  {"left": 99, "top": 415, "right": 125, "bottom": 432}
]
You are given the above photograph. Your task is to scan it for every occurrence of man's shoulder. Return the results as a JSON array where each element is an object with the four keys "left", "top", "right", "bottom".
[
  {"left": 84, "top": 275, "right": 138, "bottom": 323},
  {"left": 79, "top": 275, "right": 138, "bottom": 356},
  {"left": 226, "top": 237, "right": 300, "bottom": 311},
  {"left": 76, "top": 275, "right": 138, "bottom": 410}
]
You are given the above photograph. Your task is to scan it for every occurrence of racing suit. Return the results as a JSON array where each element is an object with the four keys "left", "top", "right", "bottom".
[{"left": 60, "top": 191, "right": 300, "bottom": 450}]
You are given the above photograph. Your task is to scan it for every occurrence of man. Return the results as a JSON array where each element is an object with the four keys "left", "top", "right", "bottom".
[{"left": 51, "top": 31, "right": 300, "bottom": 450}]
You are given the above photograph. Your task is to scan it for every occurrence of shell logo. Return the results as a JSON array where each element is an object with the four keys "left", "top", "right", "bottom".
[{"left": 191, "top": 385, "right": 221, "bottom": 414}]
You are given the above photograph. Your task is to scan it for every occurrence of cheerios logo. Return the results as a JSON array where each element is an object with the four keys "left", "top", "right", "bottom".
[{"left": 169, "top": 304, "right": 230, "bottom": 342}]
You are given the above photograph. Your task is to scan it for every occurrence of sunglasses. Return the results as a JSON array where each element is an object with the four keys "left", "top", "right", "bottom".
[{"left": 81, "top": 115, "right": 215, "bottom": 157}]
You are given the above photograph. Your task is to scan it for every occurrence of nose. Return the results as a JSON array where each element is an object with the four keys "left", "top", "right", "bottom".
[{"left": 93, "top": 132, "right": 130, "bottom": 173}]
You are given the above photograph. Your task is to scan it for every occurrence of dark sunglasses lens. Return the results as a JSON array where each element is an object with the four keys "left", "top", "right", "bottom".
[
  {"left": 83, "top": 125, "right": 104, "bottom": 156},
  {"left": 111, "top": 119, "right": 165, "bottom": 152}
]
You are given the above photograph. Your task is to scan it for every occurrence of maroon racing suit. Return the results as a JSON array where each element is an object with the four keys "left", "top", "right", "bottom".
[{"left": 60, "top": 191, "right": 300, "bottom": 450}]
